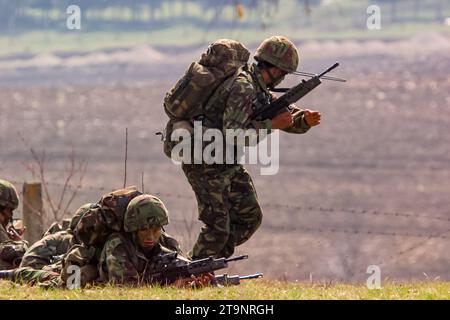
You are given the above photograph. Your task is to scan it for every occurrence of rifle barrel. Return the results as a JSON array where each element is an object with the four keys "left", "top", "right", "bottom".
[
  {"left": 225, "top": 254, "right": 248, "bottom": 263},
  {"left": 318, "top": 62, "right": 339, "bottom": 78},
  {"left": 240, "top": 273, "right": 263, "bottom": 280},
  {"left": 293, "top": 71, "right": 346, "bottom": 82}
]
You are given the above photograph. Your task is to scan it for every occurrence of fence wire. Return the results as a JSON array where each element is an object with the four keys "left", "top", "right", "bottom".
[{"left": 6, "top": 178, "right": 450, "bottom": 242}]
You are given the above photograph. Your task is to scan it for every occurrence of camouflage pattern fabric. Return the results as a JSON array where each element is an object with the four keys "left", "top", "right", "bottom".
[
  {"left": 254, "top": 35, "right": 299, "bottom": 73},
  {"left": 19, "top": 230, "right": 75, "bottom": 270},
  {"left": 72, "top": 204, "right": 112, "bottom": 246},
  {"left": 123, "top": 194, "right": 169, "bottom": 232},
  {"left": 8, "top": 266, "right": 62, "bottom": 288},
  {"left": 181, "top": 62, "right": 310, "bottom": 260},
  {"left": 58, "top": 194, "right": 174, "bottom": 284},
  {"left": 0, "top": 179, "right": 19, "bottom": 210},
  {"left": 202, "top": 62, "right": 311, "bottom": 134},
  {"left": 164, "top": 39, "right": 250, "bottom": 121},
  {"left": 182, "top": 163, "right": 262, "bottom": 259},
  {"left": 42, "top": 219, "right": 71, "bottom": 238},
  {"left": 75, "top": 187, "right": 142, "bottom": 247},
  {"left": 5, "top": 244, "right": 101, "bottom": 289},
  {"left": 5, "top": 264, "right": 99, "bottom": 289},
  {"left": 18, "top": 203, "right": 94, "bottom": 271},
  {"left": 59, "top": 243, "right": 101, "bottom": 285},
  {"left": 12, "top": 204, "right": 107, "bottom": 288},
  {"left": 0, "top": 179, "right": 29, "bottom": 269},
  {"left": 0, "top": 224, "right": 29, "bottom": 269},
  {"left": 98, "top": 232, "right": 186, "bottom": 285}
]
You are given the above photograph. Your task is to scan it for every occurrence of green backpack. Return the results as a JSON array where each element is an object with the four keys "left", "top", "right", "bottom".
[
  {"left": 74, "top": 186, "right": 143, "bottom": 247},
  {"left": 163, "top": 39, "right": 250, "bottom": 159},
  {"left": 163, "top": 39, "right": 250, "bottom": 121}
]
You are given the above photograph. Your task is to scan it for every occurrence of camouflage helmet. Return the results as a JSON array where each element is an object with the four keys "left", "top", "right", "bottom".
[
  {"left": 69, "top": 203, "right": 93, "bottom": 231},
  {"left": 254, "top": 36, "right": 299, "bottom": 73},
  {"left": 124, "top": 194, "right": 169, "bottom": 232},
  {"left": 0, "top": 179, "right": 19, "bottom": 210}
]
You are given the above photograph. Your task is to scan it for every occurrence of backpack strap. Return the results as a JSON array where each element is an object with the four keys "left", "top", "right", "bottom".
[
  {"left": 200, "top": 65, "right": 246, "bottom": 126},
  {"left": 117, "top": 233, "right": 142, "bottom": 268}
]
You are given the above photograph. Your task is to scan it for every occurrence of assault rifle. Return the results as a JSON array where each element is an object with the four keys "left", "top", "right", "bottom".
[
  {"left": 144, "top": 252, "right": 250, "bottom": 285},
  {"left": 251, "top": 62, "right": 345, "bottom": 121}
]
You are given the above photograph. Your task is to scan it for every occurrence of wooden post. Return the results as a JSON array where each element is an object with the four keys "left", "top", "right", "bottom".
[{"left": 22, "top": 182, "right": 44, "bottom": 244}]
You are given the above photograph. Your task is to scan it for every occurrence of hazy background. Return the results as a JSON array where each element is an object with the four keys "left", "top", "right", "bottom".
[{"left": 0, "top": 0, "right": 449, "bottom": 283}]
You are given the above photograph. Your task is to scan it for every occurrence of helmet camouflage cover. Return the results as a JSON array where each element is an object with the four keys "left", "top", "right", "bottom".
[
  {"left": 0, "top": 179, "right": 19, "bottom": 210},
  {"left": 69, "top": 203, "right": 94, "bottom": 231},
  {"left": 254, "top": 36, "right": 299, "bottom": 73},
  {"left": 124, "top": 195, "right": 169, "bottom": 232}
]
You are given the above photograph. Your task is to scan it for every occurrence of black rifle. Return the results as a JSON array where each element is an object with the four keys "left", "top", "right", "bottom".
[
  {"left": 215, "top": 272, "right": 263, "bottom": 286},
  {"left": 144, "top": 252, "right": 249, "bottom": 285},
  {"left": 251, "top": 62, "right": 343, "bottom": 121}
]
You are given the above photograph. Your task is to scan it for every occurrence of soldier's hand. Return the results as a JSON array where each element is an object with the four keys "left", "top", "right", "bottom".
[
  {"left": 7, "top": 226, "right": 24, "bottom": 241},
  {"left": 304, "top": 109, "right": 321, "bottom": 126},
  {"left": 271, "top": 111, "right": 293, "bottom": 129}
]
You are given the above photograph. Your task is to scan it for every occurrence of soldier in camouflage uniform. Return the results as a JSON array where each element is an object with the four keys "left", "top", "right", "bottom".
[
  {"left": 42, "top": 218, "right": 72, "bottom": 238},
  {"left": 98, "top": 194, "right": 193, "bottom": 285},
  {"left": 0, "top": 203, "right": 93, "bottom": 287},
  {"left": 181, "top": 36, "right": 321, "bottom": 259},
  {"left": 99, "top": 194, "right": 212, "bottom": 287},
  {"left": 1, "top": 194, "right": 188, "bottom": 288},
  {"left": 19, "top": 203, "right": 91, "bottom": 271},
  {"left": 0, "top": 179, "right": 29, "bottom": 270}
]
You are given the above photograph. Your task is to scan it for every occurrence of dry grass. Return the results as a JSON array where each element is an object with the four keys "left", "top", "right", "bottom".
[{"left": 1, "top": 279, "right": 450, "bottom": 300}]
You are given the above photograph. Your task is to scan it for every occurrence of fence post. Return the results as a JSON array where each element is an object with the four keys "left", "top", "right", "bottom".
[{"left": 22, "top": 182, "right": 44, "bottom": 244}]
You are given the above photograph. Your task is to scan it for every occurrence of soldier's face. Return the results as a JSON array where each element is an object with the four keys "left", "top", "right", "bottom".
[
  {"left": 267, "top": 67, "right": 287, "bottom": 88},
  {"left": 137, "top": 226, "right": 162, "bottom": 249}
]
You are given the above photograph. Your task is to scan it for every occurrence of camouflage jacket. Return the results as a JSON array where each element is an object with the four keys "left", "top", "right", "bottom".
[
  {"left": 98, "top": 232, "right": 186, "bottom": 285},
  {"left": 190, "top": 63, "right": 311, "bottom": 164},
  {"left": 19, "top": 230, "right": 76, "bottom": 270},
  {"left": 203, "top": 62, "right": 311, "bottom": 135},
  {"left": 0, "top": 224, "right": 29, "bottom": 269}
]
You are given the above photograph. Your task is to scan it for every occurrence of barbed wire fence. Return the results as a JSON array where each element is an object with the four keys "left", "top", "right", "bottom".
[
  {"left": 8, "top": 177, "right": 450, "bottom": 236},
  {"left": 6, "top": 177, "right": 450, "bottom": 281}
]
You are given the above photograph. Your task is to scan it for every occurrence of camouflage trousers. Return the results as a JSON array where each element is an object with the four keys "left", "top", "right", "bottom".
[
  {"left": 182, "top": 163, "right": 263, "bottom": 259},
  {"left": 8, "top": 267, "right": 63, "bottom": 289},
  {"left": 6, "top": 263, "right": 99, "bottom": 289}
]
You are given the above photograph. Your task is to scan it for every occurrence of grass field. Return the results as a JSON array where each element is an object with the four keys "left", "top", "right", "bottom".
[{"left": 1, "top": 280, "right": 449, "bottom": 300}]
